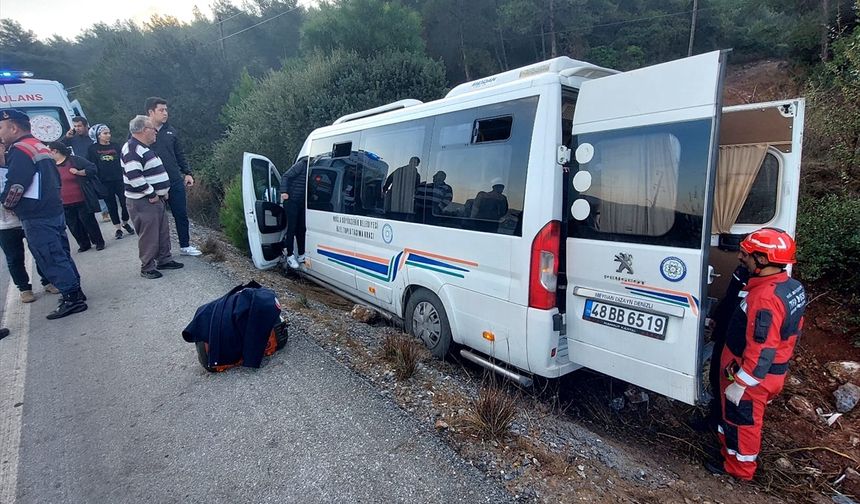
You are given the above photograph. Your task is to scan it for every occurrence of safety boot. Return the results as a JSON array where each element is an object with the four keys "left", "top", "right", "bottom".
[{"left": 46, "top": 291, "right": 88, "bottom": 320}]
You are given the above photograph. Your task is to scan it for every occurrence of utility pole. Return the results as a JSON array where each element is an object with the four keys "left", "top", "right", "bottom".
[
  {"left": 217, "top": 13, "right": 226, "bottom": 61},
  {"left": 820, "top": 0, "right": 830, "bottom": 62},
  {"left": 687, "top": 0, "right": 698, "bottom": 57},
  {"left": 549, "top": 0, "right": 557, "bottom": 58}
]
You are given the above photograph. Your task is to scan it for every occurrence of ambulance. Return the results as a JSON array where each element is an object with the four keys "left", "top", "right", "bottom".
[
  {"left": 0, "top": 71, "right": 85, "bottom": 143},
  {"left": 243, "top": 51, "right": 804, "bottom": 404}
]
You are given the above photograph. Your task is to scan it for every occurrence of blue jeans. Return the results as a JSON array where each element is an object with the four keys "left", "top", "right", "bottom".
[
  {"left": 167, "top": 179, "right": 190, "bottom": 248},
  {"left": 21, "top": 213, "right": 81, "bottom": 295}
]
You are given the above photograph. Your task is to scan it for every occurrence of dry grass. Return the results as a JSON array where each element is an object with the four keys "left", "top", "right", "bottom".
[
  {"left": 380, "top": 333, "right": 421, "bottom": 380},
  {"left": 199, "top": 236, "right": 225, "bottom": 262},
  {"left": 465, "top": 383, "right": 519, "bottom": 440}
]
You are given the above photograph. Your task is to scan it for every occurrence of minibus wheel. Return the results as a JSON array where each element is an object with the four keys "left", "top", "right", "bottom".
[{"left": 405, "top": 289, "right": 452, "bottom": 359}]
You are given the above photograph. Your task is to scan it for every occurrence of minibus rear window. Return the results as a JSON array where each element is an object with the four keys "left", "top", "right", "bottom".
[
  {"left": 735, "top": 152, "right": 779, "bottom": 224},
  {"left": 567, "top": 118, "right": 713, "bottom": 249}
]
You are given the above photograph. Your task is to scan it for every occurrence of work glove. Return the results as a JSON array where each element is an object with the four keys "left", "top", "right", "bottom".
[{"left": 725, "top": 381, "right": 747, "bottom": 406}]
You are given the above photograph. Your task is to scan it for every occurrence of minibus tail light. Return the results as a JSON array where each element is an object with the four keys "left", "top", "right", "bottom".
[{"left": 529, "top": 220, "right": 560, "bottom": 310}]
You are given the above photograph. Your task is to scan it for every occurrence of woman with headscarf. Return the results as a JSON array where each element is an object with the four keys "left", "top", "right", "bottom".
[
  {"left": 87, "top": 124, "right": 135, "bottom": 239},
  {"left": 46, "top": 141, "right": 106, "bottom": 252}
]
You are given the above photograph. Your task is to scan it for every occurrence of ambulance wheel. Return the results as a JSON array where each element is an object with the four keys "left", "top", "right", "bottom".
[{"left": 405, "top": 289, "right": 452, "bottom": 359}]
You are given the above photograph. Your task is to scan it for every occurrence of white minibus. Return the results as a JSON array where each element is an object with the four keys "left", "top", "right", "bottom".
[
  {"left": 0, "top": 71, "right": 85, "bottom": 143},
  {"left": 243, "top": 50, "right": 804, "bottom": 405}
]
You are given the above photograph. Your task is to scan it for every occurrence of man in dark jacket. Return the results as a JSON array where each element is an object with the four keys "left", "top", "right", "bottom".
[
  {"left": 145, "top": 97, "right": 201, "bottom": 256},
  {"left": 62, "top": 116, "right": 91, "bottom": 157},
  {"left": 0, "top": 110, "right": 86, "bottom": 319},
  {"left": 279, "top": 157, "right": 308, "bottom": 269}
]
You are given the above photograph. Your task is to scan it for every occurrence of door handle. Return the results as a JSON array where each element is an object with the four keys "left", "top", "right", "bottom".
[{"left": 707, "top": 265, "right": 720, "bottom": 285}]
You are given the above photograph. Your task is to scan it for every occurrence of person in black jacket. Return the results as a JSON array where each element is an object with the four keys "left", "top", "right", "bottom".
[
  {"left": 279, "top": 156, "right": 308, "bottom": 269},
  {"left": 145, "top": 97, "right": 201, "bottom": 256},
  {"left": 62, "top": 116, "right": 91, "bottom": 157},
  {"left": 47, "top": 141, "right": 105, "bottom": 251},
  {"left": 1, "top": 110, "right": 86, "bottom": 319},
  {"left": 87, "top": 124, "right": 135, "bottom": 240}
]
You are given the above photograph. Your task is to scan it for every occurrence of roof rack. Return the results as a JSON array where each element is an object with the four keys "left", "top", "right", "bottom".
[{"left": 332, "top": 99, "right": 423, "bottom": 125}]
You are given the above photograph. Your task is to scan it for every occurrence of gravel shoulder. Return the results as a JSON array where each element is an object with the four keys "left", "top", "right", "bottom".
[{"left": 193, "top": 225, "right": 799, "bottom": 504}]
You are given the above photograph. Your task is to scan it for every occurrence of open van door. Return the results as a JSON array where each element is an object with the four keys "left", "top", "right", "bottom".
[
  {"left": 242, "top": 152, "right": 287, "bottom": 269},
  {"left": 564, "top": 51, "right": 727, "bottom": 404}
]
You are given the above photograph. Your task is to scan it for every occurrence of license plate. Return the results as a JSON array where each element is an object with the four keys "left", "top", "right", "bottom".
[{"left": 583, "top": 299, "right": 668, "bottom": 340}]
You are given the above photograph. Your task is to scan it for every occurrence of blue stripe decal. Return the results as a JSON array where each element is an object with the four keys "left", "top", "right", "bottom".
[
  {"left": 407, "top": 253, "right": 470, "bottom": 273},
  {"left": 406, "top": 261, "right": 465, "bottom": 278},
  {"left": 318, "top": 249, "right": 389, "bottom": 275},
  {"left": 391, "top": 252, "right": 403, "bottom": 281},
  {"left": 625, "top": 287, "right": 689, "bottom": 305},
  {"left": 629, "top": 291, "right": 689, "bottom": 308}
]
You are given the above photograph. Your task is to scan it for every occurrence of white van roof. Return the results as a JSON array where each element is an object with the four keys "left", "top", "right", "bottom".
[
  {"left": 322, "top": 56, "right": 617, "bottom": 131},
  {"left": 445, "top": 57, "right": 617, "bottom": 98}
]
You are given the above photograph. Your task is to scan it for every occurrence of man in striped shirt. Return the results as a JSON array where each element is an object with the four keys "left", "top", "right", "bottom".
[{"left": 121, "top": 115, "right": 184, "bottom": 279}]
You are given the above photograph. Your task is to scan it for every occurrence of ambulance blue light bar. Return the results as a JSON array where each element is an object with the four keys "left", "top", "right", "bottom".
[{"left": 0, "top": 71, "right": 34, "bottom": 78}]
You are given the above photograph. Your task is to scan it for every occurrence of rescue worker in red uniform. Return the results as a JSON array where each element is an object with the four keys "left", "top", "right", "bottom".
[{"left": 711, "top": 228, "right": 807, "bottom": 480}]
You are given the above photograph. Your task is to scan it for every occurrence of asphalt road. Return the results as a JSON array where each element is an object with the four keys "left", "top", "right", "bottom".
[{"left": 0, "top": 220, "right": 512, "bottom": 503}]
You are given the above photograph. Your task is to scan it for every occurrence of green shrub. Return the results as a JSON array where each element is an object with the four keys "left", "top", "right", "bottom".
[
  {"left": 219, "top": 176, "right": 249, "bottom": 253},
  {"left": 796, "top": 194, "right": 860, "bottom": 293},
  {"left": 206, "top": 49, "right": 447, "bottom": 189}
]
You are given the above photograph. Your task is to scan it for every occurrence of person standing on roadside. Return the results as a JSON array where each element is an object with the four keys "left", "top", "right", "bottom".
[
  {"left": 0, "top": 109, "right": 86, "bottom": 319},
  {"left": 279, "top": 156, "right": 308, "bottom": 269},
  {"left": 63, "top": 116, "right": 110, "bottom": 222},
  {"left": 87, "top": 124, "right": 135, "bottom": 240},
  {"left": 62, "top": 116, "right": 91, "bottom": 157},
  {"left": 0, "top": 141, "right": 59, "bottom": 303},
  {"left": 47, "top": 142, "right": 106, "bottom": 252},
  {"left": 121, "top": 115, "right": 184, "bottom": 279},
  {"left": 145, "top": 97, "right": 201, "bottom": 257},
  {"left": 708, "top": 228, "right": 807, "bottom": 481}
]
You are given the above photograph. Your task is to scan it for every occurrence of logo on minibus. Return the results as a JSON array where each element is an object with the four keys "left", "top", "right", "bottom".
[
  {"left": 614, "top": 253, "right": 634, "bottom": 274},
  {"left": 660, "top": 256, "right": 687, "bottom": 282}
]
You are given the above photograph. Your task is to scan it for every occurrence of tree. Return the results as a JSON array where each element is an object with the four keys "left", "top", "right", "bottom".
[
  {"left": 205, "top": 50, "right": 447, "bottom": 189},
  {"left": 301, "top": 0, "right": 425, "bottom": 57}
]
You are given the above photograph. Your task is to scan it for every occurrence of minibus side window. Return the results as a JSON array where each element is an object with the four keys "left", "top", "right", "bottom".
[
  {"left": 568, "top": 118, "right": 712, "bottom": 249},
  {"left": 426, "top": 96, "right": 538, "bottom": 236},
  {"left": 734, "top": 152, "right": 779, "bottom": 224},
  {"left": 251, "top": 158, "right": 271, "bottom": 202},
  {"left": 307, "top": 134, "right": 360, "bottom": 213},
  {"left": 358, "top": 119, "right": 431, "bottom": 222}
]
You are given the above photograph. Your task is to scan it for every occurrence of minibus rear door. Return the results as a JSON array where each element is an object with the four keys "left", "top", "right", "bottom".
[
  {"left": 564, "top": 50, "right": 727, "bottom": 404},
  {"left": 242, "top": 152, "right": 287, "bottom": 270}
]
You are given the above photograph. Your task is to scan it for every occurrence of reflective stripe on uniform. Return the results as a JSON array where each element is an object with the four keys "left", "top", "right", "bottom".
[
  {"left": 735, "top": 367, "right": 760, "bottom": 387},
  {"left": 726, "top": 448, "right": 758, "bottom": 462}
]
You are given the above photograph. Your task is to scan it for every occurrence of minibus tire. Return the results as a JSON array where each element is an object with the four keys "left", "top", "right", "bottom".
[{"left": 405, "top": 289, "right": 452, "bottom": 359}]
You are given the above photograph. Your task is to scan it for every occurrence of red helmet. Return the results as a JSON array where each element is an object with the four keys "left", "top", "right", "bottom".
[{"left": 740, "top": 228, "right": 797, "bottom": 265}]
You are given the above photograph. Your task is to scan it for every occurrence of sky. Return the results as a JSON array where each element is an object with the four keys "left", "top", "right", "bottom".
[{"left": 1, "top": 0, "right": 238, "bottom": 41}]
